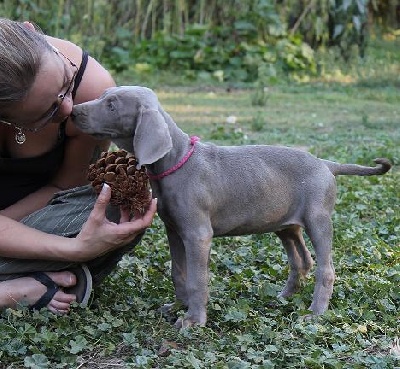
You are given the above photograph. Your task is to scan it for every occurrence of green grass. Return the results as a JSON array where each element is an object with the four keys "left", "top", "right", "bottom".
[{"left": 1, "top": 43, "right": 399, "bottom": 368}]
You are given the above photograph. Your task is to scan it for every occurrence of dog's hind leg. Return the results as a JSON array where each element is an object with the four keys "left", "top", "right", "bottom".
[
  {"left": 304, "top": 212, "right": 335, "bottom": 315},
  {"left": 276, "top": 226, "right": 314, "bottom": 298}
]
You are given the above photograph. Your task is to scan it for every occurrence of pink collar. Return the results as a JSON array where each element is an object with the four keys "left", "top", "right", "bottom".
[{"left": 147, "top": 136, "right": 200, "bottom": 180}]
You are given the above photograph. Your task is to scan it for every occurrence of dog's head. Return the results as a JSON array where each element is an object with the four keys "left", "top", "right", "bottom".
[{"left": 72, "top": 86, "right": 172, "bottom": 167}]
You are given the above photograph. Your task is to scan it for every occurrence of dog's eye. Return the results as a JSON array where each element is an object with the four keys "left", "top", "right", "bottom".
[{"left": 108, "top": 101, "right": 116, "bottom": 112}]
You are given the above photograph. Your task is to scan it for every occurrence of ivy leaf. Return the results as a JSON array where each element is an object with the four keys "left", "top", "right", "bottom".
[
  {"left": 97, "top": 322, "right": 111, "bottom": 331},
  {"left": 186, "top": 351, "right": 203, "bottom": 369},
  {"left": 68, "top": 335, "right": 88, "bottom": 354},
  {"left": 24, "top": 354, "right": 49, "bottom": 369},
  {"left": 123, "top": 332, "right": 139, "bottom": 347},
  {"left": 224, "top": 308, "right": 248, "bottom": 322}
]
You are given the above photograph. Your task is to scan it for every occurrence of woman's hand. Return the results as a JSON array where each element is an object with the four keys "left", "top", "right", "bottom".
[{"left": 73, "top": 183, "right": 157, "bottom": 261}]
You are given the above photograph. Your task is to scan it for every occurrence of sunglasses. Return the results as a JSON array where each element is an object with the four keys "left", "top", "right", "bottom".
[{"left": 0, "top": 49, "right": 78, "bottom": 133}]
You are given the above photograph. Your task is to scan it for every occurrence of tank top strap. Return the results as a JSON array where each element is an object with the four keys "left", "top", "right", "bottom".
[
  {"left": 72, "top": 50, "right": 89, "bottom": 99},
  {"left": 58, "top": 51, "right": 88, "bottom": 140}
]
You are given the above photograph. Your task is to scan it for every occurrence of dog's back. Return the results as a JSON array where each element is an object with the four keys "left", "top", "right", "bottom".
[{"left": 155, "top": 143, "right": 336, "bottom": 236}]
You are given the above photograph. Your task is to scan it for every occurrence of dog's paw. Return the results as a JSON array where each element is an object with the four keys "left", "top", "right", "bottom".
[
  {"left": 159, "top": 302, "right": 186, "bottom": 324},
  {"left": 278, "top": 287, "right": 298, "bottom": 299},
  {"left": 173, "top": 308, "right": 207, "bottom": 329},
  {"left": 174, "top": 316, "right": 205, "bottom": 329}
]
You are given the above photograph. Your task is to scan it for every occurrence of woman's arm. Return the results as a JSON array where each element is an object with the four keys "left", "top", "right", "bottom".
[{"left": 0, "top": 185, "right": 157, "bottom": 262}]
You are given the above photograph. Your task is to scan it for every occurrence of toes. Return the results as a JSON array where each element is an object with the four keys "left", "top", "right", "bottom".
[
  {"left": 55, "top": 290, "right": 76, "bottom": 303},
  {"left": 46, "top": 271, "right": 77, "bottom": 288},
  {"left": 47, "top": 291, "right": 76, "bottom": 314},
  {"left": 47, "top": 304, "right": 70, "bottom": 315}
]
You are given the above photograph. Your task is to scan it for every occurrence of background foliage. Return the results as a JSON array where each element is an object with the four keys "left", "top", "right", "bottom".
[{"left": 0, "top": 0, "right": 399, "bottom": 81}]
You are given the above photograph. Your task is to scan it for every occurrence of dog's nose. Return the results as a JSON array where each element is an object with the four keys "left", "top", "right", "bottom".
[{"left": 70, "top": 108, "right": 80, "bottom": 121}]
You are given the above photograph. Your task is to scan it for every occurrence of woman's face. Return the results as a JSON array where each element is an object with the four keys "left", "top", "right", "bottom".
[{"left": 5, "top": 49, "right": 77, "bottom": 130}]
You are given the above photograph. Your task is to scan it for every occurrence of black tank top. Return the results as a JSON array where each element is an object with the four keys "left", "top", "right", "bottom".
[{"left": 0, "top": 50, "right": 89, "bottom": 209}]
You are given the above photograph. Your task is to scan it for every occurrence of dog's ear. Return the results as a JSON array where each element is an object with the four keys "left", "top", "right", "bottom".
[{"left": 133, "top": 108, "right": 172, "bottom": 168}]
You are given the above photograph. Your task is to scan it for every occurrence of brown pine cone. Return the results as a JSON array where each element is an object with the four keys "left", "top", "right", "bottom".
[{"left": 88, "top": 149, "right": 151, "bottom": 214}]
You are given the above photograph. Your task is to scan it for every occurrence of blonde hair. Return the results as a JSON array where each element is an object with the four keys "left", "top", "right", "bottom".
[{"left": 0, "top": 18, "right": 53, "bottom": 111}]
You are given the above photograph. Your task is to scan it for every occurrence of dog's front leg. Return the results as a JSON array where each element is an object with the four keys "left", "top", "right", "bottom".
[
  {"left": 160, "top": 228, "right": 189, "bottom": 321},
  {"left": 166, "top": 228, "right": 189, "bottom": 306},
  {"left": 174, "top": 229, "right": 213, "bottom": 328}
]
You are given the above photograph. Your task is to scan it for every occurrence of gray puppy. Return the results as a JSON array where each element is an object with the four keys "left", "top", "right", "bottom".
[{"left": 72, "top": 86, "right": 392, "bottom": 328}]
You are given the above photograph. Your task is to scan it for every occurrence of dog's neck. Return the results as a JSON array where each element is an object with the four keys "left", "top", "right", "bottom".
[
  {"left": 147, "top": 135, "right": 199, "bottom": 180},
  {"left": 146, "top": 109, "right": 196, "bottom": 180}
]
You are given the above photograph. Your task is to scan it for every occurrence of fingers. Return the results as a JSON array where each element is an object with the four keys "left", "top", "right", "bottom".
[
  {"left": 114, "top": 198, "right": 157, "bottom": 237},
  {"left": 142, "top": 198, "right": 158, "bottom": 224},
  {"left": 119, "top": 198, "right": 157, "bottom": 225},
  {"left": 23, "top": 21, "right": 36, "bottom": 31},
  {"left": 132, "top": 198, "right": 157, "bottom": 227},
  {"left": 98, "top": 182, "right": 112, "bottom": 204},
  {"left": 90, "top": 183, "right": 111, "bottom": 222}
]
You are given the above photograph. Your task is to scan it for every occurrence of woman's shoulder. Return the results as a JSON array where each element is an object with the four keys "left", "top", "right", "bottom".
[{"left": 45, "top": 36, "right": 82, "bottom": 63}]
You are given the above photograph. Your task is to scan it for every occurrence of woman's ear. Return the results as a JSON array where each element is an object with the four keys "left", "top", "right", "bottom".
[{"left": 23, "top": 21, "right": 36, "bottom": 31}]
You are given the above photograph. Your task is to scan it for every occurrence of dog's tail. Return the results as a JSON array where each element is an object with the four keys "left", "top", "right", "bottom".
[{"left": 322, "top": 158, "right": 392, "bottom": 176}]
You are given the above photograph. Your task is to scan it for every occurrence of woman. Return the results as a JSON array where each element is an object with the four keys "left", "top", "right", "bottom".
[{"left": 0, "top": 18, "right": 156, "bottom": 314}]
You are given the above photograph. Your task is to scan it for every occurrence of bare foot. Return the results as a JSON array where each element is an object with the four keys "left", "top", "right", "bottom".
[{"left": 0, "top": 271, "right": 78, "bottom": 315}]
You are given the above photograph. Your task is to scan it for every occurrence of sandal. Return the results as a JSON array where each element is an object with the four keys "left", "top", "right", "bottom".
[
  {"left": 28, "top": 272, "right": 59, "bottom": 311},
  {"left": 29, "top": 264, "right": 92, "bottom": 311},
  {"left": 65, "top": 264, "right": 93, "bottom": 307}
]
